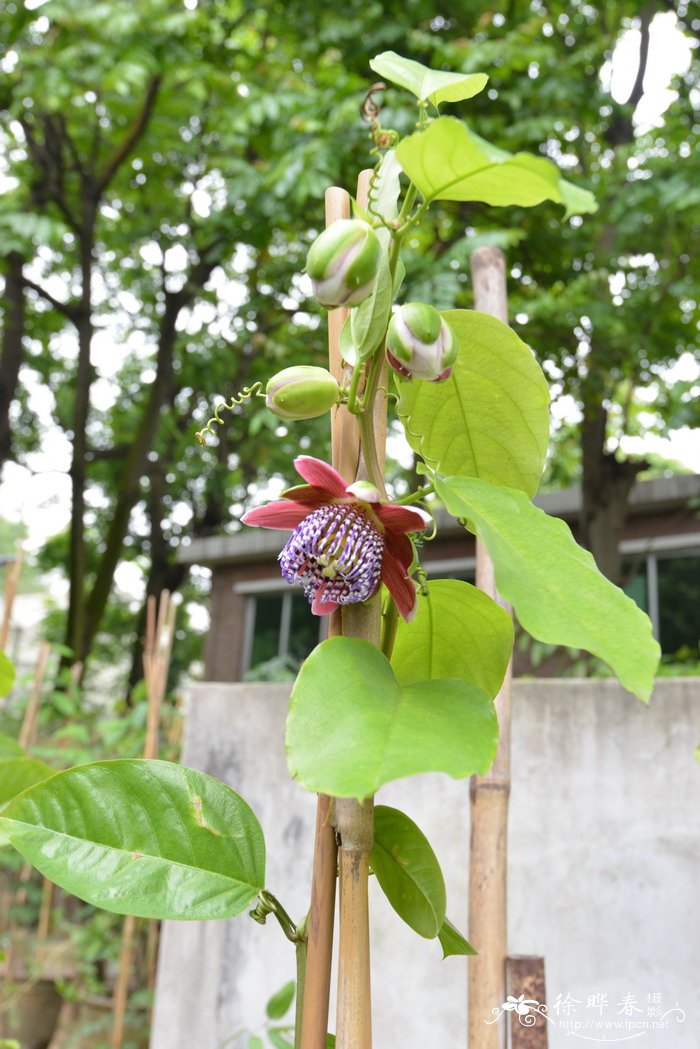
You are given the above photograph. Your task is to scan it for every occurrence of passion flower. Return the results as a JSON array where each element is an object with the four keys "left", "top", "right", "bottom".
[
  {"left": 265, "top": 366, "right": 340, "bottom": 421},
  {"left": 306, "top": 219, "right": 381, "bottom": 309},
  {"left": 241, "top": 456, "right": 429, "bottom": 620},
  {"left": 386, "top": 302, "right": 457, "bottom": 382}
]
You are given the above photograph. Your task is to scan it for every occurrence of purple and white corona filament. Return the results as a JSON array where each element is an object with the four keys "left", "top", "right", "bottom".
[
  {"left": 241, "top": 456, "right": 431, "bottom": 620},
  {"left": 280, "top": 505, "right": 384, "bottom": 614}
]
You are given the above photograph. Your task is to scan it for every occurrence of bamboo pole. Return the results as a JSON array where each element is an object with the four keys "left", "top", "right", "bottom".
[
  {"left": 111, "top": 591, "right": 176, "bottom": 1049},
  {"left": 18, "top": 640, "right": 51, "bottom": 751},
  {"left": 0, "top": 544, "right": 23, "bottom": 651},
  {"left": 301, "top": 180, "right": 357, "bottom": 1049},
  {"left": 467, "top": 246, "right": 513, "bottom": 1049}
]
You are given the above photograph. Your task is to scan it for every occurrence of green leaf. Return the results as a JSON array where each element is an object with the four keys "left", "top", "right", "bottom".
[
  {"left": 0, "top": 734, "right": 24, "bottom": 760},
  {"left": 369, "top": 52, "right": 488, "bottom": 107},
  {"left": 397, "top": 117, "right": 563, "bottom": 207},
  {"left": 369, "top": 149, "right": 402, "bottom": 222},
  {"left": 392, "top": 580, "right": 513, "bottom": 699},
  {"left": 435, "top": 476, "right": 660, "bottom": 702},
  {"left": 398, "top": 310, "right": 550, "bottom": 497},
  {"left": 350, "top": 231, "right": 393, "bottom": 362},
  {"left": 0, "top": 651, "right": 15, "bottom": 698},
  {"left": 371, "top": 805, "right": 446, "bottom": 938},
  {"left": 326, "top": 1037, "right": 336, "bottom": 1049},
  {"left": 0, "top": 758, "right": 55, "bottom": 808},
  {"left": 266, "top": 980, "right": 295, "bottom": 1020},
  {"left": 286, "top": 638, "right": 498, "bottom": 799},
  {"left": 248, "top": 1038, "right": 264, "bottom": 1049},
  {"left": 466, "top": 128, "right": 597, "bottom": 216},
  {"left": 438, "top": 918, "right": 476, "bottom": 958},
  {"left": 267, "top": 1032, "right": 293, "bottom": 1049},
  {"left": 0, "top": 759, "right": 266, "bottom": 919}
]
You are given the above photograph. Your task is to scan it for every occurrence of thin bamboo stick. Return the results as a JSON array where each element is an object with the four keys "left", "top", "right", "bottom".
[
  {"left": 0, "top": 544, "right": 23, "bottom": 651},
  {"left": 467, "top": 246, "right": 513, "bottom": 1049},
  {"left": 18, "top": 640, "right": 51, "bottom": 750},
  {"left": 110, "top": 591, "right": 176, "bottom": 1049},
  {"left": 300, "top": 174, "right": 378, "bottom": 1049}
]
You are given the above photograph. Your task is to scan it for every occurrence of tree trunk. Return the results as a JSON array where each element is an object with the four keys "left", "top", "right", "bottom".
[
  {"left": 66, "top": 210, "right": 96, "bottom": 659},
  {"left": 0, "top": 252, "right": 27, "bottom": 471},
  {"left": 580, "top": 400, "right": 645, "bottom": 585}
]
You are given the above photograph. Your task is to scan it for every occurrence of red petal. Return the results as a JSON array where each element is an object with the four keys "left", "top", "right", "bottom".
[
  {"left": 293, "top": 456, "right": 347, "bottom": 498},
  {"left": 381, "top": 533, "right": 418, "bottom": 621},
  {"left": 375, "top": 503, "right": 432, "bottom": 535},
  {"left": 281, "top": 484, "right": 328, "bottom": 508},
  {"left": 311, "top": 591, "right": 340, "bottom": 616},
  {"left": 241, "top": 501, "right": 309, "bottom": 530}
]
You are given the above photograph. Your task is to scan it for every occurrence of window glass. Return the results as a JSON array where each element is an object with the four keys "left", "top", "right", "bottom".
[
  {"left": 289, "top": 593, "right": 321, "bottom": 662},
  {"left": 657, "top": 555, "right": 700, "bottom": 655},
  {"left": 622, "top": 559, "right": 648, "bottom": 612},
  {"left": 250, "top": 594, "right": 283, "bottom": 667}
]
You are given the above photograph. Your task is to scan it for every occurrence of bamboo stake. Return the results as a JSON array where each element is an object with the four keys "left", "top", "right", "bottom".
[
  {"left": 110, "top": 591, "right": 176, "bottom": 1049},
  {"left": 467, "top": 246, "right": 513, "bottom": 1049},
  {"left": 0, "top": 544, "right": 23, "bottom": 651},
  {"left": 301, "top": 180, "right": 360, "bottom": 1049},
  {"left": 18, "top": 640, "right": 51, "bottom": 750}
]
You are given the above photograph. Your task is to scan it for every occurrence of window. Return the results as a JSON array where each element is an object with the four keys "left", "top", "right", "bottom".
[
  {"left": 243, "top": 589, "right": 327, "bottom": 674},
  {"left": 623, "top": 551, "right": 700, "bottom": 656}
]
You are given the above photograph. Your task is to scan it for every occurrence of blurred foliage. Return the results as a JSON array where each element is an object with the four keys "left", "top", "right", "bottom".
[{"left": 0, "top": 0, "right": 697, "bottom": 679}]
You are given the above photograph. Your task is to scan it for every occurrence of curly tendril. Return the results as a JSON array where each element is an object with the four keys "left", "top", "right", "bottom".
[{"left": 194, "top": 383, "right": 265, "bottom": 446}]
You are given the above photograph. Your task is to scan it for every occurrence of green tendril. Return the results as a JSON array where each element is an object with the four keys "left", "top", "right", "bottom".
[{"left": 195, "top": 383, "right": 265, "bottom": 446}]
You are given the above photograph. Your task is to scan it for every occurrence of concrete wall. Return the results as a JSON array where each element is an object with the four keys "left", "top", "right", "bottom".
[{"left": 150, "top": 678, "right": 699, "bottom": 1049}]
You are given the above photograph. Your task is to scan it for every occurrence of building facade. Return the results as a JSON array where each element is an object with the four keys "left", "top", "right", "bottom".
[{"left": 179, "top": 474, "right": 700, "bottom": 681}]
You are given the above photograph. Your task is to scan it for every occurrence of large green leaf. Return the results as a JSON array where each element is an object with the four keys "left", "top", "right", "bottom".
[
  {"left": 435, "top": 476, "right": 660, "bottom": 702},
  {"left": 398, "top": 309, "right": 550, "bottom": 497},
  {"left": 0, "top": 733, "right": 24, "bottom": 760},
  {"left": 438, "top": 918, "right": 476, "bottom": 958},
  {"left": 369, "top": 52, "right": 488, "bottom": 107},
  {"left": 0, "top": 757, "right": 54, "bottom": 807},
  {"left": 0, "top": 759, "right": 266, "bottom": 919},
  {"left": 0, "top": 651, "right": 15, "bottom": 698},
  {"left": 371, "top": 805, "right": 446, "bottom": 938},
  {"left": 397, "top": 117, "right": 563, "bottom": 207},
  {"left": 392, "top": 579, "right": 512, "bottom": 699},
  {"left": 286, "top": 638, "right": 497, "bottom": 799}
]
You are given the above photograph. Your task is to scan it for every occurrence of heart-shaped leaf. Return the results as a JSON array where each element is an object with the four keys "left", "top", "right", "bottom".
[
  {"left": 397, "top": 117, "right": 563, "bottom": 207},
  {"left": 371, "top": 805, "right": 446, "bottom": 938},
  {"left": 399, "top": 309, "right": 550, "bottom": 497},
  {"left": 286, "top": 637, "right": 497, "bottom": 799},
  {"left": 370, "top": 52, "right": 488, "bottom": 108},
  {"left": 392, "top": 579, "right": 512, "bottom": 699},
  {"left": 0, "top": 759, "right": 266, "bottom": 919},
  {"left": 435, "top": 476, "right": 660, "bottom": 702}
]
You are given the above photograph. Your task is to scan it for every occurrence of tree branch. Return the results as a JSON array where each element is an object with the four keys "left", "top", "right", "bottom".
[
  {"left": 22, "top": 275, "right": 81, "bottom": 323},
  {"left": 96, "top": 76, "right": 162, "bottom": 195}
]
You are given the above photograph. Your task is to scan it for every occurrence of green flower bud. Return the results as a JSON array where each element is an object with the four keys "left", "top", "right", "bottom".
[
  {"left": 306, "top": 219, "right": 381, "bottom": 308},
  {"left": 386, "top": 302, "right": 457, "bottom": 382},
  {"left": 265, "top": 366, "right": 340, "bottom": 421}
]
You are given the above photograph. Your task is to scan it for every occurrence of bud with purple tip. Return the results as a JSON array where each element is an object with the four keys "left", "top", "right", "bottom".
[
  {"left": 265, "top": 366, "right": 340, "bottom": 421},
  {"left": 386, "top": 302, "right": 457, "bottom": 382},
  {"left": 306, "top": 219, "right": 381, "bottom": 308}
]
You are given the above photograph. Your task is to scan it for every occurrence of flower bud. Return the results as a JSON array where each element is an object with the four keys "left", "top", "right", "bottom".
[
  {"left": 386, "top": 302, "right": 457, "bottom": 382},
  {"left": 265, "top": 366, "right": 340, "bottom": 421},
  {"left": 306, "top": 219, "right": 381, "bottom": 308}
]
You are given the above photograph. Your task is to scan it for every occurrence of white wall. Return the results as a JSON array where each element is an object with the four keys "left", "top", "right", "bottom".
[{"left": 151, "top": 678, "right": 699, "bottom": 1049}]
